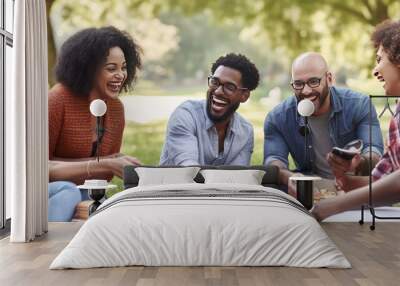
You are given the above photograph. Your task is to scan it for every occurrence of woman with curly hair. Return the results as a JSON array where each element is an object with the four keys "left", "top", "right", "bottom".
[
  {"left": 312, "top": 20, "right": 400, "bottom": 221},
  {"left": 48, "top": 26, "right": 142, "bottom": 221}
]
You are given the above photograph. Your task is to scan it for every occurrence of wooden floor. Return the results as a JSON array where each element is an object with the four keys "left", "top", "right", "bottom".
[{"left": 1, "top": 222, "right": 400, "bottom": 286}]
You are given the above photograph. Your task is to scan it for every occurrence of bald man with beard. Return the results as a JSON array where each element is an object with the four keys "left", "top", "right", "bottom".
[{"left": 263, "top": 52, "right": 384, "bottom": 196}]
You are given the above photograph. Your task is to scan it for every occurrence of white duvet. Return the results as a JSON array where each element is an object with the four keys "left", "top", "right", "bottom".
[{"left": 50, "top": 183, "right": 350, "bottom": 269}]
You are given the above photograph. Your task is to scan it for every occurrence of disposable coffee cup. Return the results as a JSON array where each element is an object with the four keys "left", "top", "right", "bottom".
[
  {"left": 77, "top": 180, "right": 117, "bottom": 203},
  {"left": 77, "top": 179, "right": 117, "bottom": 190},
  {"left": 289, "top": 176, "right": 321, "bottom": 210},
  {"left": 77, "top": 180, "right": 117, "bottom": 215}
]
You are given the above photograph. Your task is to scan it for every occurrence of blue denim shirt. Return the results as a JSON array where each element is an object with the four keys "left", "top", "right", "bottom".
[
  {"left": 160, "top": 100, "right": 254, "bottom": 166},
  {"left": 263, "top": 86, "right": 384, "bottom": 171}
]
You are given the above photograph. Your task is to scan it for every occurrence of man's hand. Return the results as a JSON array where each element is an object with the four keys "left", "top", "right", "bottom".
[
  {"left": 326, "top": 152, "right": 361, "bottom": 179},
  {"left": 288, "top": 172, "right": 304, "bottom": 198}
]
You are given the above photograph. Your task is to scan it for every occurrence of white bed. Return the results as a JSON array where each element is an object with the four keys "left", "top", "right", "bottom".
[{"left": 50, "top": 183, "right": 350, "bottom": 269}]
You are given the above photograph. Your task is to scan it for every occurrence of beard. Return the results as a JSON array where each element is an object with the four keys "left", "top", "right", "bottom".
[
  {"left": 297, "top": 81, "right": 330, "bottom": 114},
  {"left": 206, "top": 90, "right": 240, "bottom": 123},
  {"left": 318, "top": 83, "right": 329, "bottom": 107}
]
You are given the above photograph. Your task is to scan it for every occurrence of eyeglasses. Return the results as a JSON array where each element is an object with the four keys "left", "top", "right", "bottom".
[
  {"left": 291, "top": 73, "right": 326, "bottom": 90},
  {"left": 208, "top": 76, "right": 247, "bottom": 95}
]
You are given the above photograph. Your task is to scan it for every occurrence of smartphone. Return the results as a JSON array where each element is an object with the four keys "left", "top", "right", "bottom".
[
  {"left": 332, "top": 147, "right": 358, "bottom": 160},
  {"left": 331, "top": 139, "right": 363, "bottom": 160}
]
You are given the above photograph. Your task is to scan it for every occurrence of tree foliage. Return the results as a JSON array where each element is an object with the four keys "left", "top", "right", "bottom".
[
  {"left": 138, "top": 0, "right": 400, "bottom": 76},
  {"left": 47, "top": 0, "right": 179, "bottom": 84},
  {"left": 159, "top": 11, "right": 288, "bottom": 84},
  {"left": 46, "top": 0, "right": 400, "bottom": 85}
]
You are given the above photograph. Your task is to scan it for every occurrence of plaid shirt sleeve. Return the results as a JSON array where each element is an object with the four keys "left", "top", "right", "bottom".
[
  {"left": 372, "top": 151, "right": 393, "bottom": 180},
  {"left": 372, "top": 108, "right": 400, "bottom": 181}
]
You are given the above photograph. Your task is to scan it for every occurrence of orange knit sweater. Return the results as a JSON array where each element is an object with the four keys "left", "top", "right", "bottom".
[{"left": 48, "top": 84, "right": 125, "bottom": 160}]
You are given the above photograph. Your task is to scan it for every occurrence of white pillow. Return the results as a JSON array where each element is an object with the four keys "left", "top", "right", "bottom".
[
  {"left": 200, "top": 169, "right": 266, "bottom": 185},
  {"left": 136, "top": 167, "right": 200, "bottom": 186}
]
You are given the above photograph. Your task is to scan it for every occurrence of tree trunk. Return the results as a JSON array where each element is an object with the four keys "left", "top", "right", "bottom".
[
  {"left": 46, "top": 0, "right": 56, "bottom": 87},
  {"left": 371, "top": 0, "right": 390, "bottom": 26}
]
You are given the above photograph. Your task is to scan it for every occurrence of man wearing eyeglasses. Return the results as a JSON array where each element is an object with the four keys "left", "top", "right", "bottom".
[
  {"left": 263, "top": 52, "right": 384, "bottom": 195},
  {"left": 160, "top": 53, "right": 259, "bottom": 166}
]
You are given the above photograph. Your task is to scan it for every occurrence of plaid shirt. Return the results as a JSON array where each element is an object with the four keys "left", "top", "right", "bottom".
[{"left": 372, "top": 103, "right": 400, "bottom": 180}]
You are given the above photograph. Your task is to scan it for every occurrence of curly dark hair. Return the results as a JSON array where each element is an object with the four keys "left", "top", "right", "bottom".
[
  {"left": 211, "top": 53, "right": 260, "bottom": 91},
  {"left": 372, "top": 20, "right": 400, "bottom": 65},
  {"left": 55, "top": 26, "right": 142, "bottom": 97}
]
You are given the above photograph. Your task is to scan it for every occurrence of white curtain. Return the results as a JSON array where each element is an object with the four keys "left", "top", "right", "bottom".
[{"left": 7, "top": 0, "right": 48, "bottom": 242}]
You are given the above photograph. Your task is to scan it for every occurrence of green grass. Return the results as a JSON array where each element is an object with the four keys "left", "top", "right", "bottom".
[
  {"left": 109, "top": 119, "right": 168, "bottom": 197},
  {"left": 121, "top": 120, "right": 168, "bottom": 164}
]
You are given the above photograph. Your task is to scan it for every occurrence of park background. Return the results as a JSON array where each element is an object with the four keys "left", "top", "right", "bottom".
[{"left": 46, "top": 0, "right": 400, "bottom": 193}]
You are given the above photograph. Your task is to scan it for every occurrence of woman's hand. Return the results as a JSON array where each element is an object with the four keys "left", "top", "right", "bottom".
[
  {"left": 102, "top": 155, "right": 141, "bottom": 178},
  {"left": 121, "top": 155, "right": 141, "bottom": 166},
  {"left": 311, "top": 197, "right": 342, "bottom": 222}
]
